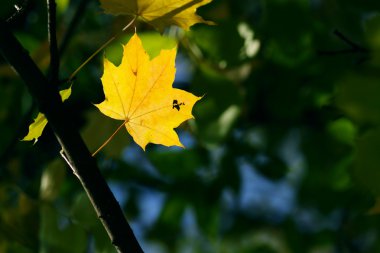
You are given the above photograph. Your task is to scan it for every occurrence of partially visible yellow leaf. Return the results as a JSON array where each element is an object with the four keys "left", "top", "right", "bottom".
[
  {"left": 22, "top": 113, "right": 48, "bottom": 144},
  {"left": 95, "top": 33, "right": 201, "bottom": 150},
  {"left": 100, "top": 0, "right": 214, "bottom": 32},
  {"left": 58, "top": 87, "right": 72, "bottom": 102},
  {"left": 22, "top": 87, "right": 72, "bottom": 143}
]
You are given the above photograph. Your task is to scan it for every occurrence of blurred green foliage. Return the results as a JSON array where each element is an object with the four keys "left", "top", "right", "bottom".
[{"left": 1, "top": 0, "right": 380, "bottom": 252}]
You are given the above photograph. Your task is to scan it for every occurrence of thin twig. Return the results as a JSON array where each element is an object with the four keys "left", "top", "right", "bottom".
[
  {"left": 317, "top": 48, "right": 362, "bottom": 56},
  {"left": 5, "top": 0, "right": 29, "bottom": 23},
  {"left": 47, "top": 0, "right": 60, "bottom": 84},
  {"left": 68, "top": 17, "right": 137, "bottom": 82},
  {"left": 333, "top": 29, "right": 366, "bottom": 52},
  {"left": 60, "top": 149, "right": 79, "bottom": 178},
  {"left": 317, "top": 29, "right": 369, "bottom": 56},
  {"left": 92, "top": 120, "right": 128, "bottom": 157}
]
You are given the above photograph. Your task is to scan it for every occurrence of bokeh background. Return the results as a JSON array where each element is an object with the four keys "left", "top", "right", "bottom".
[{"left": 2, "top": 0, "right": 380, "bottom": 252}]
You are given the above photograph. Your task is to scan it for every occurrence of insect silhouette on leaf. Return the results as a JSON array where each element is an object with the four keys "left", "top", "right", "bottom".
[{"left": 172, "top": 100, "right": 185, "bottom": 111}]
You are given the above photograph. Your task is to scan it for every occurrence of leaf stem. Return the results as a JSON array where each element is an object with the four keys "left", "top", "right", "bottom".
[
  {"left": 92, "top": 119, "right": 128, "bottom": 156},
  {"left": 68, "top": 17, "right": 137, "bottom": 82}
]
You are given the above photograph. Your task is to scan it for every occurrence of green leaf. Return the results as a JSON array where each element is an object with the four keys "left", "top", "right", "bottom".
[
  {"left": 327, "top": 118, "right": 357, "bottom": 146},
  {"left": 109, "top": 32, "right": 178, "bottom": 62}
]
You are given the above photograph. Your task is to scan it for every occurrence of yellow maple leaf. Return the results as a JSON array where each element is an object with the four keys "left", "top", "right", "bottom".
[
  {"left": 99, "top": 0, "right": 214, "bottom": 32},
  {"left": 95, "top": 33, "right": 201, "bottom": 150}
]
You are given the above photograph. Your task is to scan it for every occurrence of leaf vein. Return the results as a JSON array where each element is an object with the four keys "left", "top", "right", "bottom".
[
  {"left": 129, "top": 121, "right": 178, "bottom": 143},
  {"left": 129, "top": 58, "right": 171, "bottom": 118}
]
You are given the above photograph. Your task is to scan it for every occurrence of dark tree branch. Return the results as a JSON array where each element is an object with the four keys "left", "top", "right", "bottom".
[
  {"left": 0, "top": 20, "right": 144, "bottom": 253},
  {"left": 47, "top": 0, "right": 59, "bottom": 84}
]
